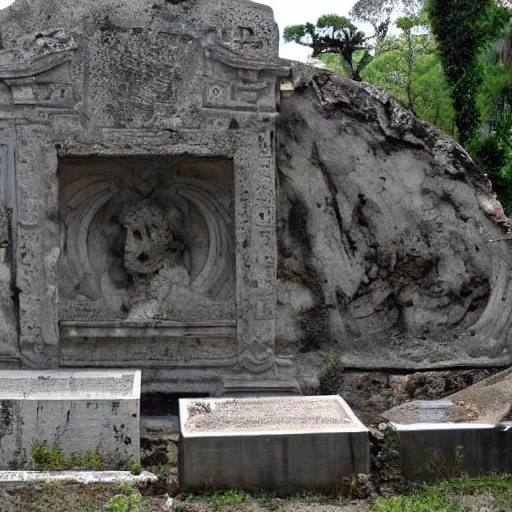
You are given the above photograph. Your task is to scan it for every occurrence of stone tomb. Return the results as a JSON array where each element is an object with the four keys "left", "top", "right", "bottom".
[
  {"left": 0, "top": 370, "right": 141, "bottom": 469},
  {"left": 179, "top": 395, "right": 369, "bottom": 494},
  {"left": 0, "top": 0, "right": 299, "bottom": 397},
  {"left": 383, "top": 400, "right": 512, "bottom": 480}
]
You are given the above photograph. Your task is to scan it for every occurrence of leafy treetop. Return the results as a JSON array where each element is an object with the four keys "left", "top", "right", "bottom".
[{"left": 283, "top": 15, "right": 371, "bottom": 81}]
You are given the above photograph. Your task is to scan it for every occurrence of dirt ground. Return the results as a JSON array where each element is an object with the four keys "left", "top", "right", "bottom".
[{"left": 1, "top": 478, "right": 511, "bottom": 512}]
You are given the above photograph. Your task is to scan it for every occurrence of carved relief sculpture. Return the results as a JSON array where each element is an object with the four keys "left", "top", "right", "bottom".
[{"left": 58, "top": 159, "right": 236, "bottom": 323}]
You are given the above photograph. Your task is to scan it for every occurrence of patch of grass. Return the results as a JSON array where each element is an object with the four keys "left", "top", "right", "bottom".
[
  {"left": 371, "top": 475, "right": 512, "bottom": 512},
  {"left": 118, "top": 482, "right": 138, "bottom": 494},
  {"left": 71, "top": 500, "right": 97, "bottom": 512},
  {"left": 104, "top": 493, "right": 143, "bottom": 512},
  {"left": 105, "top": 483, "right": 143, "bottom": 512},
  {"left": 371, "top": 491, "right": 460, "bottom": 512},
  {"left": 1, "top": 483, "right": 121, "bottom": 512},
  {"left": 30, "top": 442, "right": 105, "bottom": 471},
  {"left": 186, "top": 489, "right": 246, "bottom": 508},
  {"left": 254, "top": 492, "right": 280, "bottom": 511},
  {"left": 28, "top": 504, "right": 45, "bottom": 512},
  {"left": 253, "top": 491, "right": 347, "bottom": 511},
  {"left": 436, "top": 474, "right": 512, "bottom": 509}
]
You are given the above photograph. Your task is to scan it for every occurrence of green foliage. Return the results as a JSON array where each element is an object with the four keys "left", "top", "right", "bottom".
[
  {"left": 372, "top": 475, "right": 512, "bottom": 512},
  {"left": 318, "top": 354, "right": 344, "bottom": 394},
  {"left": 471, "top": 104, "right": 512, "bottom": 214},
  {"left": 105, "top": 483, "right": 143, "bottom": 512},
  {"left": 372, "top": 491, "right": 460, "bottom": 512},
  {"left": 480, "top": 63, "right": 512, "bottom": 121},
  {"left": 436, "top": 474, "right": 512, "bottom": 508},
  {"left": 362, "top": 26, "right": 456, "bottom": 135},
  {"left": 167, "top": 308, "right": 180, "bottom": 321},
  {"left": 30, "top": 442, "right": 67, "bottom": 471},
  {"left": 284, "top": 15, "right": 371, "bottom": 80},
  {"left": 104, "top": 493, "right": 142, "bottom": 512},
  {"left": 30, "top": 442, "right": 104, "bottom": 471},
  {"left": 130, "top": 462, "right": 142, "bottom": 475},
  {"left": 427, "top": 0, "right": 511, "bottom": 145},
  {"left": 186, "top": 489, "right": 246, "bottom": 508}
]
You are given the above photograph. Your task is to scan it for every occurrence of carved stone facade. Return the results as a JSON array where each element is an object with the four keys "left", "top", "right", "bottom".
[{"left": 0, "top": 0, "right": 299, "bottom": 394}]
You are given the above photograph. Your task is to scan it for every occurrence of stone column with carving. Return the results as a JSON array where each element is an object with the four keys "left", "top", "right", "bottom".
[
  {"left": 16, "top": 125, "right": 60, "bottom": 368},
  {"left": 222, "top": 129, "right": 299, "bottom": 395}
]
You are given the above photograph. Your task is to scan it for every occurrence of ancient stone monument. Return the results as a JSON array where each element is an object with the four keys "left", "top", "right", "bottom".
[
  {"left": 1, "top": 0, "right": 512, "bottom": 398},
  {"left": 0, "top": 0, "right": 299, "bottom": 395}
]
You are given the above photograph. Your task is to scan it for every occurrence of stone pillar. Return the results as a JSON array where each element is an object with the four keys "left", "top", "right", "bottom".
[
  {"left": 0, "top": 122, "right": 19, "bottom": 367},
  {"left": 15, "top": 125, "right": 60, "bottom": 368},
  {"left": 222, "top": 128, "right": 299, "bottom": 395}
]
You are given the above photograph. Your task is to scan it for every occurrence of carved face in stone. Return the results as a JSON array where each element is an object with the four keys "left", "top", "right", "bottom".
[{"left": 120, "top": 198, "right": 185, "bottom": 275}]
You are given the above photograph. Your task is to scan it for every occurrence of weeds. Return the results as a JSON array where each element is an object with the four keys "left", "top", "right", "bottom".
[
  {"left": 130, "top": 462, "right": 142, "bottom": 475},
  {"left": 104, "top": 493, "right": 143, "bottom": 512},
  {"left": 30, "top": 442, "right": 105, "bottom": 471},
  {"left": 319, "top": 353, "right": 344, "bottom": 394},
  {"left": 372, "top": 474, "right": 512, "bottom": 512},
  {"left": 372, "top": 490, "right": 460, "bottom": 512},
  {"left": 185, "top": 489, "right": 245, "bottom": 508}
]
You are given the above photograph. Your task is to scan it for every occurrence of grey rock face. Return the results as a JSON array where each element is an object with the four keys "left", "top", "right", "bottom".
[{"left": 276, "top": 65, "right": 512, "bottom": 370}]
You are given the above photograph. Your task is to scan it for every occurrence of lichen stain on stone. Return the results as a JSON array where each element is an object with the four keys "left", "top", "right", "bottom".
[{"left": 0, "top": 400, "right": 14, "bottom": 434}]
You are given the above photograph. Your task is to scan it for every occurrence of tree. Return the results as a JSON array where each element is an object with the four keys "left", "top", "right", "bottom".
[
  {"left": 426, "top": 0, "right": 510, "bottom": 146},
  {"left": 283, "top": 15, "right": 372, "bottom": 81},
  {"left": 395, "top": 14, "right": 429, "bottom": 113},
  {"left": 471, "top": 16, "right": 512, "bottom": 214},
  {"left": 350, "top": 0, "right": 424, "bottom": 43},
  {"left": 362, "top": 31, "right": 455, "bottom": 135}
]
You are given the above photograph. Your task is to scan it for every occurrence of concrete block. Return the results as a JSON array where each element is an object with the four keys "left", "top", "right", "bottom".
[
  {"left": 0, "top": 370, "right": 141, "bottom": 469},
  {"left": 179, "top": 395, "right": 369, "bottom": 495},
  {"left": 384, "top": 400, "right": 512, "bottom": 481}
]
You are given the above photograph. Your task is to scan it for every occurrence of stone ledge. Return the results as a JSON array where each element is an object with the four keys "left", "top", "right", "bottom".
[
  {"left": 60, "top": 321, "right": 237, "bottom": 339},
  {"left": 0, "top": 471, "right": 157, "bottom": 487}
]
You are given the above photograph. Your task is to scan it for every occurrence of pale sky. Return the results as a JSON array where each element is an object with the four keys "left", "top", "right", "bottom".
[
  {"left": 0, "top": 0, "right": 360, "bottom": 62},
  {"left": 256, "top": 1, "right": 360, "bottom": 61}
]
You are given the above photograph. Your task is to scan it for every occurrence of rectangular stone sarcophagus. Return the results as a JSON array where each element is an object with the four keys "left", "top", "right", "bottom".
[
  {"left": 0, "top": 0, "right": 299, "bottom": 396},
  {"left": 384, "top": 400, "right": 512, "bottom": 480},
  {"left": 179, "top": 395, "right": 370, "bottom": 494},
  {"left": 0, "top": 370, "right": 141, "bottom": 469}
]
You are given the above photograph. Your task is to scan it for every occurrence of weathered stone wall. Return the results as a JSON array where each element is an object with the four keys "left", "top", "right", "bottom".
[
  {"left": 1, "top": 0, "right": 511, "bottom": 392},
  {"left": 276, "top": 65, "right": 512, "bottom": 373}
]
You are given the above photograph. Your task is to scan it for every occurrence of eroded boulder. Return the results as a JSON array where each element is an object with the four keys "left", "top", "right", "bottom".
[{"left": 276, "top": 64, "right": 512, "bottom": 371}]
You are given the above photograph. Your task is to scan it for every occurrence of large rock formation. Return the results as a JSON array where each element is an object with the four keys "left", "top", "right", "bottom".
[
  {"left": 276, "top": 65, "right": 512, "bottom": 374},
  {"left": 0, "top": 0, "right": 510, "bottom": 392}
]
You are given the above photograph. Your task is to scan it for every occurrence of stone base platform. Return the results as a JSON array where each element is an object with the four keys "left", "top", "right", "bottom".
[
  {"left": 383, "top": 400, "right": 512, "bottom": 480},
  {"left": 0, "top": 370, "right": 141, "bottom": 470},
  {"left": 179, "top": 395, "right": 369, "bottom": 495}
]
